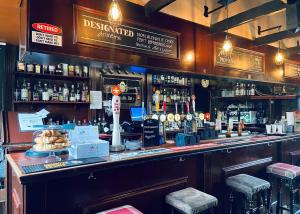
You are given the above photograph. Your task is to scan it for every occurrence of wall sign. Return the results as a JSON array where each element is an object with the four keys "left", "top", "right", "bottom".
[
  {"left": 284, "top": 60, "right": 300, "bottom": 78},
  {"left": 74, "top": 5, "right": 180, "bottom": 59},
  {"left": 214, "top": 43, "right": 265, "bottom": 73},
  {"left": 31, "top": 23, "right": 63, "bottom": 47},
  {"left": 143, "top": 119, "right": 160, "bottom": 148}
]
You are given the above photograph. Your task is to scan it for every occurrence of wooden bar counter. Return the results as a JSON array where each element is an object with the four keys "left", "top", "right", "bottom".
[{"left": 7, "top": 134, "right": 300, "bottom": 214}]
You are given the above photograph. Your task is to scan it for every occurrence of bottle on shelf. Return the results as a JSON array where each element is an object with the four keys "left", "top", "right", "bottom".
[
  {"left": 235, "top": 82, "right": 240, "bottom": 97},
  {"left": 37, "top": 81, "right": 43, "bottom": 100},
  {"left": 26, "top": 63, "right": 34, "bottom": 73},
  {"left": 81, "top": 83, "right": 86, "bottom": 102},
  {"left": 17, "top": 62, "right": 25, "bottom": 72},
  {"left": 85, "top": 85, "right": 90, "bottom": 102},
  {"left": 32, "top": 84, "right": 39, "bottom": 101},
  {"left": 63, "top": 83, "right": 69, "bottom": 102},
  {"left": 42, "top": 64, "right": 49, "bottom": 74},
  {"left": 21, "top": 80, "right": 28, "bottom": 101},
  {"left": 27, "top": 82, "right": 32, "bottom": 101},
  {"left": 68, "top": 65, "right": 75, "bottom": 77},
  {"left": 58, "top": 86, "right": 64, "bottom": 102},
  {"left": 75, "top": 65, "right": 82, "bottom": 77},
  {"left": 42, "top": 83, "right": 50, "bottom": 101},
  {"left": 75, "top": 83, "right": 81, "bottom": 102},
  {"left": 55, "top": 64, "right": 63, "bottom": 75},
  {"left": 250, "top": 84, "right": 255, "bottom": 96},
  {"left": 48, "top": 65, "right": 55, "bottom": 75},
  {"left": 69, "top": 84, "right": 76, "bottom": 102},
  {"left": 35, "top": 64, "right": 41, "bottom": 74},
  {"left": 48, "top": 82, "right": 53, "bottom": 101},
  {"left": 83, "top": 66, "right": 89, "bottom": 77},
  {"left": 52, "top": 84, "right": 59, "bottom": 101},
  {"left": 14, "top": 80, "right": 21, "bottom": 101},
  {"left": 62, "top": 63, "right": 69, "bottom": 76}
]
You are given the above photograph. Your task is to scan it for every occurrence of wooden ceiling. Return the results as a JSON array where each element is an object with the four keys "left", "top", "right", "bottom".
[
  {"left": 0, "top": 0, "right": 297, "bottom": 50},
  {"left": 0, "top": 0, "right": 19, "bottom": 45}
]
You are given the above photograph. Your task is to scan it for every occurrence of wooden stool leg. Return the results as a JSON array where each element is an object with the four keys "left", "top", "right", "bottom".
[
  {"left": 276, "top": 178, "right": 282, "bottom": 214},
  {"left": 228, "top": 191, "right": 234, "bottom": 214},
  {"left": 289, "top": 180, "right": 294, "bottom": 214}
]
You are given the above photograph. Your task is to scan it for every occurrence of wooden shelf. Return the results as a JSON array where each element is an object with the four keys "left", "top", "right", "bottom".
[
  {"left": 217, "top": 95, "right": 297, "bottom": 100},
  {"left": 13, "top": 101, "right": 90, "bottom": 105},
  {"left": 152, "top": 83, "right": 192, "bottom": 88},
  {"left": 15, "top": 72, "right": 90, "bottom": 81}
]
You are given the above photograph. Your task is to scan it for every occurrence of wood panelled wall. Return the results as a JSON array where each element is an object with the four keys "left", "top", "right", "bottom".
[{"left": 21, "top": 0, "right": 300, "bottom": 83}]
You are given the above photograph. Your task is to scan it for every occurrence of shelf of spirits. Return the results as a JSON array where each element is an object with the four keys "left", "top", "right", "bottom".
[
  {"left": 15, "top": 72, "right": 90, "bottom": 81},
  {"left": 218, "top": 95, "right": 297, "bottom": 100}
]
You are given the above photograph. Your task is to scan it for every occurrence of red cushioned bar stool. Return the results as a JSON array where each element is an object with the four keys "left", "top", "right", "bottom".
[
  {"left": 267, "top": 163, "right": 300, "bottom": 214},
  {"left": 97, "top": 205, "right": 143, "bottom": 214}
]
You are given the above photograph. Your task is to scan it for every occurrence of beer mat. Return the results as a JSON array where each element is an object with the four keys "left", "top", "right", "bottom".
[
  {"left": 169, "top": 143, "right": 219, "bottom": 151},
  {"left": 21, "top": 157, "right": 106, "bottom": 174},
  {"left": 97, "top": 205, "right": 143, "bottom": 214},
  {"left": 110, "top": 148, "right": 171, "bottom": 161}
]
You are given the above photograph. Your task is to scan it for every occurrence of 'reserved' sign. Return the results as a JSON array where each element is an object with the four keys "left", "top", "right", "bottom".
[
  {"left": 31, "top": 23, "right": 63, "bottom": 47},
  {"left": 74, "top": 5, "right": 180, "bottom": 59}
]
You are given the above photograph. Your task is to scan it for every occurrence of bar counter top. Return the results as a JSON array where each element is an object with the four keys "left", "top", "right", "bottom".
[{"left": 7, "top": 133, "right": 300, "bottom": 184}]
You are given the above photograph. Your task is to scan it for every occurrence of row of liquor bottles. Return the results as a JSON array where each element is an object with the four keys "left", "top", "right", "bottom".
[
  {"left": 17, "top": 62, "right": 89, "bottom": 78},
  {"left": 233, "top": 83, "right": 256, "bottom": 96},
  {"left": 15, "top": 80, "right": 90, "bottom": 102},
  {"left": 152, "top": 87, "right": 192, "bottom": 104},
  {"left": 152, "top": 74, "right": 192, "bottom": 85}
]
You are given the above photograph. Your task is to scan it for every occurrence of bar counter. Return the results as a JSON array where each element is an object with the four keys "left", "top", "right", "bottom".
[{"left": 6, "top": 133, "right": 300, "bottom": 214}]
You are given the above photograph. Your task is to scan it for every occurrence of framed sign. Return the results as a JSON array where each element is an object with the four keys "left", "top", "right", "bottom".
[
  {"left": 74, "top": 5, "right": 180, "bottom": 59},
  {"left": 143, "top": 119, "right": 160, "bottom": 148},
  {"left": 214, "top": 43, "right": 265, "bottom": 73},
  {"left": 284, "top": 60, "right": 300, "bottom": 79}
]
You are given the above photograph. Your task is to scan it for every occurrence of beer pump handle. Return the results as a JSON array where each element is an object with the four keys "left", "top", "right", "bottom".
[
  {"left": 163, "top": 101, "right": 167, "bottom": 114},
  {"left": 175, "top": 102, "right": 178, "bottom": 114},
  {"left": 186, "top": 101, "right": 190, "bottom": 114}
]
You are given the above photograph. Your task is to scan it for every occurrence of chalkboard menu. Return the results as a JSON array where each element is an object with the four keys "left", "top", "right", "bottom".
[
  {"left": 214, "top": 43, "right": 265, "bottom": 73},
  {"left": 74, "top": 5, "right": 180, "bottom": 59},
  {"left": 143, "top": 119, "right": 160, "bottom": 148},
  {"left": 284, "top": 61, "right": 300, "bottom": 78}
]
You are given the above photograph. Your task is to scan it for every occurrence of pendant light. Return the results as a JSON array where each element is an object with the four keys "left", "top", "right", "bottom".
[
  {"left": 108, "top": 0, "right": 123, "bottom": 27},
  {"left": 275, "top": 40, "right": 284, "bottom": 65},
  {"left": 222, "top": 3, "right": 233, "bottom": 54}
]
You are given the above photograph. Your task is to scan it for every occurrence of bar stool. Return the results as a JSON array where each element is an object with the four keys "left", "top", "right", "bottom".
[
  {"left": 165, "top": 187, "right": 218, "bottom": 214},
  {"left": 267, "top": 162, "right": 300, "bottom": 214},
  {"left": 226, "top": 174, "right": 271, "bottom": 214},
  {"left": 97, "top": 205, "right": 143, "bottom": 214}
]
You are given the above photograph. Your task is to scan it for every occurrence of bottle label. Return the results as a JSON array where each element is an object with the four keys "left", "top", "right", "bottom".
[
  {"left": 42, "top": 92, "right": 50, "bottom": 101},
  {"left": 21, "top": 89, "right": 28, "bottom": 100}
]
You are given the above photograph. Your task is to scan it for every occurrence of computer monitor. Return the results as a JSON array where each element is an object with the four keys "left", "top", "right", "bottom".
[{"left": 130, "top": 107, "right": 146, "bottom": 122}]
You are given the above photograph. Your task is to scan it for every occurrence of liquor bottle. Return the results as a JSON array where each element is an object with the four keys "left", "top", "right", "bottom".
[
  {"left": 177, "top": 90, "right": 181, "bottom": 102},
  {"left": 42, "top": 83, "right": 50, "bottom": 101},
  {"left": 48, "top": 65, "right": 55, "bottom": 75},
  {"left": 250, "top": 84, "right": 255, "bottom": 96},
  {"left": 32, "top": 84, "right": 39, "bottom": 101},
  {"left": 37, "top": 81, "right": 43, "bottom": 100},
  {"left": 81, "top": 83, "right": 86, "bottom": 102},
  {"left": 83, "top": 66, "right": 89, "bottom": 77},
  {"left": 173, "top": 89, "right": 177, "bottom": 103},
  {"left": 63, "top": 83, "right": 69, "bottom": 102},
  {"left": 27, "top": 82, "right": 32, "bottom": 101},
  {"left": 26, "top": 63, "right": 34, "bottom": 73},
  {"left": 35, "top": 64, "right": 41, "bottom": 74},
  {"left": 68, "top": 65, "right": 74, "bottom": 77},
  {"left": 58, "top": 86, "right": 64, "bottom": 102},
  {"left": 187, "top": 78, "right": 191, "bottom": 85},
  {"left": 55, "top": 64, "right": 63, "bottom": 75},
  {"left": 42, "top": 65, "right": 49, "bottom": 74},
  {"left": 69, "top": 84, "right": 76, "bottom": 102},
  {"left": 17, "top": 62, "right": 25, "bottom": 72},
  {"left": 75, "top": 83, "right": 81, "bottom": 102},
  {"left": 62, "top": 64, "right": 69, "bottom": 76},
  {"left": 52, "top": 84, "right": 59, "bottom": 101},
  {"left": 235, "top": 83, "right": 240, "bottom": 96},
  {"left": 75, "top": 65, "right": 82, "bottom": 77},
  {"left": 161, "top": 75, "right": 165, "bottom": 84},
  {"left": 21, "top": 80, "right": 28, "bottom": 101},
  {"left": 47, "top": 82, "right": 53, "bottom": 101},
  {"left": 14, "top": 80, "right": 21, "bottom": 101},
  {"left": 85, "top": 85, "right": 90, "bottom": 102},
  {"left": 152, "top": 74, "right": 157, "bottom": 84},
  {"left": 166, "top": 89, "right": 171, "bottom": 104}
]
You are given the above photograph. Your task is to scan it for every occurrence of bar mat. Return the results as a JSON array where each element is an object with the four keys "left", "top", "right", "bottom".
[{"left": 21, "top": 157, "right": 106, "bottom": 174}]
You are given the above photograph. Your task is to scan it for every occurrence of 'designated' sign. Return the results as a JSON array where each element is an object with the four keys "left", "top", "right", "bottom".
[{"left": 74, "top": 5, "right": 180, "bottom": 59}]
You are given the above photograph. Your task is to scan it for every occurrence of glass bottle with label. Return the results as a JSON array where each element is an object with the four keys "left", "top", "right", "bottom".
[
  {"left": 52, "top": 84, "right": 59, "bottom": 101},
  {"left": 83, "top": 66, "right": 89, "bottom": 78},
  {"left": 75, "top": 83, "right": 81, "bottom": 102},
  {"left": 14, "top": 80, "right": 21, "bottom": 101},
  {"left": 17, "top": 62, "right": 25, "bottom": 72},
  {"left": 62, "top": 64, "right": 69, "bottom": 76},
  {"left": 42, "top": 65, "right": 49, "bottom": 74},
  {"left": 48, "top": 65, "right": 55, "bottom": 75},
  {"left": 55, "top": 64, "right": 63, "bottom": 75},
  {"left": 85, "top": 85, "right": 90, "bottom": 102},
  {"left": 27, "top": 82, "right": 32, "bottom": 101},
  {"left": 235, "top": 83, "right": 240, "bottom": 97},
  {"left": 32, "top": 84, "right": 40, "bottom": 101},
  {"left": 68, "top": 65, "right": 74, "bottom": 77},
  {"left": 81, "top": 83, "right": 86, "bottom": 102},
  {"left": 58, "top": 86, "right": 64, "bottom": 102},
  {"left": 63, "top": 83, "right": 69, "bottom": 102},
  {"left": 75, "top": 65, "right": 82, "bottom": 77},
  {"left": 47, "top": 82, "right": 53, "bottom": 101},
  {"left": 42, "top": 83, "right": 50, "bottom": 101},
  {"left": 35, "top": 64, "right": 41, "bottom": 74},
  {"left": 26, "top": 64, "right": 34, "bottom": 73},
  {"left": 69, "top": 84, "right": 76, "bottom": 102},
  {"left": 21, "top": 80, "right": 28, "bottom": 101},
  {"left": 37, "top": 81, "right": 43, "bottom": 100}
]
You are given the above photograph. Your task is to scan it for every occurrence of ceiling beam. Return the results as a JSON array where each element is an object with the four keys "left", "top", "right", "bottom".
[
  {"left": 145, "top": 0, "right": 176, "bottom": 16},
  {"left": 254, "top": 30, "right": 300, "bottom": 46},
  {"left": 286, "top": 45, "right": 300, "bottom": 56},
  {"left": 210, "top": 0, "right": 286, "bottom": 33}
]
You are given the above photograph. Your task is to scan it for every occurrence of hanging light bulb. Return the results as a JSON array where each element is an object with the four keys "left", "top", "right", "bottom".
[
  {"left": 222, "top": 35, "right": 233, "bottom": 53},
  {"left": 275, "top": 41, "right": 284, "bottom": 65},
  {"left": 222, "top": 5, "right": 233, "bottom": 55},
  {"left": 108, "top": 0, "right": 122, "bottom": 27}
]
